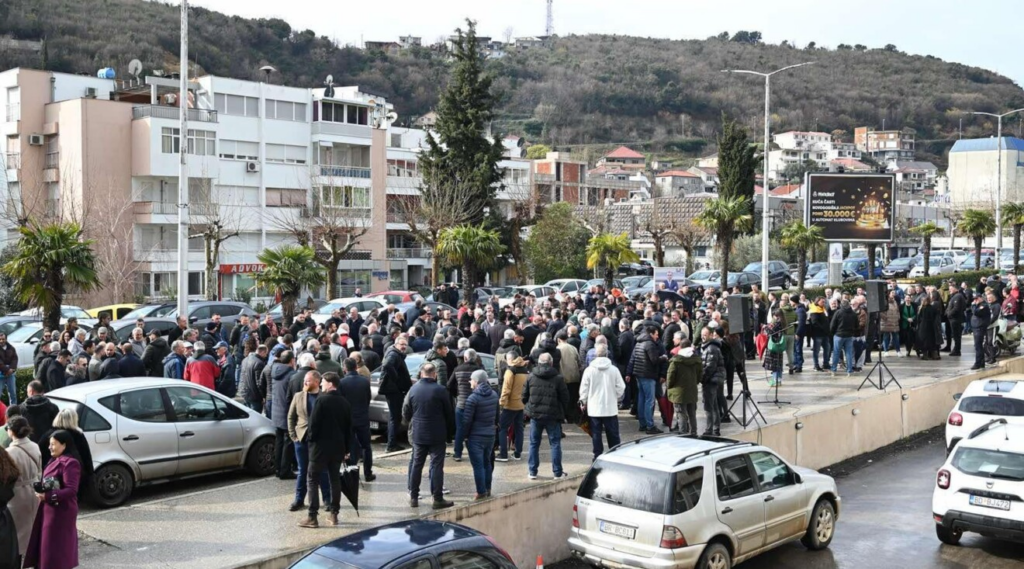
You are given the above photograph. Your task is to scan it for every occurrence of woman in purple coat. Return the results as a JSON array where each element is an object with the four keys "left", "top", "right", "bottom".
[{"left": 23, "top": 429, "right": 81, "bottom": 569}]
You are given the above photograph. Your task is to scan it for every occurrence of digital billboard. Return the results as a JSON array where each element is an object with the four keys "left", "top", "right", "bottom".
[{"left": 804, "top": 173, "right": 896, "bottom": 243}]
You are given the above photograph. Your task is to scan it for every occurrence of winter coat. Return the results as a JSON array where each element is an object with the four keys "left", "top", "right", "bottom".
[
  {"left": 467, "top": 330, "right": 490, "bottom": 356},
  {"left": 529, "top": 338, "right": 560, "bottom": 369},
  {"left": 522, "top": 363, "right": 569, "bottom": 422},
  {"left": 666, "top": 348, "right": 701, "bottom": 405},
  {"left": 130, "top": 339, "right": 146, "bottom": 359},
  {"left": 779, "top": 305, "right": 796, "bottom": 333},
  {"left": 7, "top": 437, "right": 41, "bottom": 557},
  {"left": 338, "top": 372, "right": 371, "bottom": 428},
  {"left": 238, "top": 353, "right": 268, "bottom": 403},
  {"left": 701, "top": 338, "right": 726, "bottom": 385},
  {"left": 916, "top": 304, "right": 943, "bottom": 352},
  {"left": 0, "top": 343, "right": 18, "bottom": 376},
  {"left": 22, "top": 395, "right": 59, "bottom": 445},
  {"left": 900, "top": 303, "right": 918, "bottom": 331},
  {"left": 462, "top": 381, "right": 499, "bottom": 440},
  {"left": 142, "top": 338, "right": 171, "bottom": 377},
  {"left": 626, "top": 332, "right": 663, "bottom": 380},
  {"left": 269, "top": 362, "right": 295, "bottom": 430},
  {"left": 795, "top": 305, "right": 808, "bottom": 336},
  {"left": 314, "top": 351, "right": 342, "bottom": 376},
  {"left": 500, "top": 357, "right": 529, "bottom": 411},
  {"left": 971, "top": 301, "right": 992, "bottom": 330},
  {"left": 616, "top": 330, "right": 635, "bottom": 372},
  {"left": 556, "top": 342, "right": 582, "bottom": 384},
  {"left": 162, "top": 352, "right": 186, "bottom": 379},
  {"left": 118, "top": 353, "right": 147, "bottom": 377},
  {"left": 879, "top": 301, "right": 901, "bottom": 333},
  {"left": 807, "top": 304, "right": 829, "bottom": 338},
  {"left": 22, "top": 455, "right": 81, "bottom": 569},
  {"left": 448, "top": 361, "right": 483, "bottom": 410},
  {"left": 830, "top": 306, "right": 859, "bottom": 338},
  {"left": 946, "top": 291, "right": 967, "bottom": 322},
  {"left": 44, "top": 358, "right": 68, "bottom": 392},
  {"left": 494, "top": 339, "right": 522, "bottom": 382},
  {"left": 402, "top": 376, "right": 455, "bottom": 446},
  {"left": 183, "top": 353, "right": 220, "bottom": 390},
  {"left": 307, "top": 391, "right": 353, "bottom": 462},
  {"left": 486, "top": 321, "right": 508, "bottom": 355},
  {"left": 424, "top": 349, "right": 449, "bottom": 387},
  {"left": 578, "top": 357, "right": 626, "bottom": 417},
  {"left": 378, "top": 346, "right": 412, "bottom": 397}
]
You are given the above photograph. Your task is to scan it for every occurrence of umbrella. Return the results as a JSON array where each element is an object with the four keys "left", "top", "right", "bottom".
[{"left": 339, "top": 465, "right": 360, "bottom": 517}]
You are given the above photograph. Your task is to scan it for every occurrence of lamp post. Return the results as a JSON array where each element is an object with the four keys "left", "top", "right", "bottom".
[
  {"left": 723, "top": 62, "right": 814, "bottom": 292},
  {"left": 969, "top": 108, "right": 1024, "bottom": 271},
  {"left": 177, "top": 0, "right": 190, "bottom": 317}
]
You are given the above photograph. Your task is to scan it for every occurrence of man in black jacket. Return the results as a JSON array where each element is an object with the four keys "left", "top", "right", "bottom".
[
  {"left": 403, "top": 362, "right": 455, "bottom": 509},
  {"left": 625, "top": 326, "right": 666, "bottom": 434},
  {"left": 616, "top": 320, "right": 636, "bottom": 411},
  {"left": 523, "top": 353, "right": 570, "bottom": 479},
  {"left": 829, "top": 300, "right": 858, "bottom": 376},
  {"left": 0, "top": 332, "right": 18, "bottom": 405},
  {"left": 45, "top": 350, "right": 71, "bottom": 392},
  {"left": 468, "top": 323, "right": 491, "bottom": 355},
  {"left": 117, "top": 342, "right": 147, "bottom": 377},
  {"left": 239, "top": 345, "right": 269, "bottom": 412},
  {"left": 299, "top": 372, "right": 353, "bottom": 528},
  {"left": 22, "top": 380, "right": 59, "bottom": 444},
  {"left": 971, "top": 295, "right": 991, "bottom": 370},
  {"left": 379, "top": 337, "right": 412, "bottom": 452},
  {"left": 339, "top": 358, "right": 375, "bottom": 482},
  {"left": 142, "top": 330, "right": 171, "bottom": 377},
  {"left": 945, "top": 285, "right": 967, "bottom": 356}
]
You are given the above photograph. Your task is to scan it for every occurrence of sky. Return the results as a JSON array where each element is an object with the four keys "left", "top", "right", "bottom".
[{"left": 189, "top": 0, "right": 1023, "bottom": 87}]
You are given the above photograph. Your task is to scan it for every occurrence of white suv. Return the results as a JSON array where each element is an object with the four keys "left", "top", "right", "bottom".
[
  {"left": 933, "top": 419, "right": 1024, "bottom": 546},
  {"left": 568, "top": 436, "right": 840, "bottom": 569},
  {"left": 946, "top": 379, "right": 1024, "bottom": 453}
]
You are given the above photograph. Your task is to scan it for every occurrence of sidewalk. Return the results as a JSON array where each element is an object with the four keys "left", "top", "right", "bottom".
[{"left": 77, "top": 337, "right": 997, "bottom": 569}]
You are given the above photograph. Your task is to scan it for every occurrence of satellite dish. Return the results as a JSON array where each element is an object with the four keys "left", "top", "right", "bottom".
[
  {"left": 324, "top": 74, "right": 334, "bottom": 86},
  {"left": 128, "top": 59, "right": 143, "bottom": 78},
  {"left": 259, "top": 65, "right": 277, "bottom": 74},
  {"left": 386, "top": 111, "right": 398, "bottom": 122}
]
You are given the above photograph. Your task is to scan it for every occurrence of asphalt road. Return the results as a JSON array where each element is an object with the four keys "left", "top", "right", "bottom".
[{"left": 554, "top": 436, "right": 1024, "bottom": 569}]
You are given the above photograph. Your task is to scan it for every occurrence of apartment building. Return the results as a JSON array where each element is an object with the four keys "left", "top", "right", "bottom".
[
  {"left": 595, "top": 146, "right": 646, "bottom": 171},
  {"left": 854, "top": 126, "right": 915, "bottom": 161},
  {"left": 948, "top": 136, "right": 1024, "bottom": 208},
  {"left": 654, "top": 170, "right": 705, "bottom": 196},
  {"left": 766, "top": 131, "right": 832, "bottom": 181}
]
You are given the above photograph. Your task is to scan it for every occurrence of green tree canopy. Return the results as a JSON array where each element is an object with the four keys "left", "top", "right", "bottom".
[
  {"left": 525, "top": 203, "right": 589, "bottom": 283},
  {"left": 696, "top": 196, "right": 753, "bottom": 291},
  {"left": 525, "top": 144, "right": 552, "bottom": 160},
  {"left": 910, "top": 221, "right": 942, "bottom": 276},
  {"left": 437, "top": 225, "right": 505, "bottom": 297},
  {"left": 779, "top": 221, "right": 824, "bottom": 289},
  {"left": 255, "top": 245, "right": 325, "bottom": 328},
  {"left": 586, "top": 233, "right": 639, "bottom": 290},
  {"left": 958, "top": 209, "right": 996, "bottom": 272}
]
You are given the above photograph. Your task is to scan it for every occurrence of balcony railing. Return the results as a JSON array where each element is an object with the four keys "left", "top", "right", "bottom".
[
  {"left": 319, "top": 165, "right": 371, "bottom": 179},
  {"left": 387, "top": 211, "right": 427, "bottom": 224},
  {"left": 3, "top": 152, "right": 19, "bottom": 169},
  {"left": 132, "top": 105, "right": 219, "bottom": 123},
  {"left": 311, "top": 122, "right": 371, "bottom": 138},
  {"left": 44, "top": 152, "right": 59, "bottom": 169},
  {"left": 387, "top": 248, "right": 432, "bottom": 259},
  {"left": 134, "top": 201, "right": 217, "bottom": 216}
]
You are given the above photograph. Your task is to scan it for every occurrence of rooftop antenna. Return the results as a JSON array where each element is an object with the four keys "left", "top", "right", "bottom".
[
  {"left": 128, "top": 59, "right": 143, "bottom": 79},
  {"left": 259, "top": 65, "right": 277, "bottom": 83},
  {"left": 324, "top": 74, "right": 335, "bottom": 98},
  {"left": 546, "top": 0, "right": 554, "bottom": 36}
]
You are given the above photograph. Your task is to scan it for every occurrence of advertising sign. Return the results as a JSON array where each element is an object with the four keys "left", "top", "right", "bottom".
[
  {"left": 219, "top": 263, "right": 266, "bottom": 274},
  {"left": 805, "top": 173, "right": 895, "bottom": 243},
  {"left": 654, "top": 267, "right": 688, "bottom": 292}
]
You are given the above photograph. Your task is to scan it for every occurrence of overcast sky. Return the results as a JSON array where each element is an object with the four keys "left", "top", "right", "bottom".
[{"left": 190, "top": 0, "right": 1023, "bottom": 87}]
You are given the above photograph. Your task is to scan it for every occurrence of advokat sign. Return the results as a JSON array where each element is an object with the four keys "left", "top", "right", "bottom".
[{"left": 804, "top": 173, "right": 896, "bottom": 243}]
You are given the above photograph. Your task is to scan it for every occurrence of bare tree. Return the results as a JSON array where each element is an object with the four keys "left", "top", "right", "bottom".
[
  {"left": 640, "top": 199, "right": 673, "bottom": 266},
  {"left": 575, "top": 201, "right": 614, "bottom": 237},
  {"left": 500, "top": 170, "right": 540, "bottom": 284},
  {"left": 0, "top": 152, "right": 83, "bottom": 229},
  {"left": 85, "top": 176, "right": 144, "bottom": 304},
  {"left": 668, "top": 218, "right": 710, "bottom": 276},
  {"left": 188, "top": 181, "right": 240, "bottom": 301},
  {"left": 503, "top": 26, "right": 515, "bottom": 44}
]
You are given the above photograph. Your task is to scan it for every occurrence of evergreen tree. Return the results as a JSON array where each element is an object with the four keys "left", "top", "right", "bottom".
[
  {"left": 418, "top": 19, "right": 504, "bottom": 223},
  {"left": 716, "top": 115, "right": 758, "bottom": 213}
]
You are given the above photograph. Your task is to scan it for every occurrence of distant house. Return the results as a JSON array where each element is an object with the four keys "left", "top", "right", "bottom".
[
  {"left": 655, "top": 170, "right": 705, "bottom": 196},
  {"left": 688, "top": 166, "right": 719, "bottom": 192},
  {"left": 754, "top": 184, "right": 802, "bottom": 200},
  {"left": 399, "top": 36, "right": 422, "bottom": 49},
  {"left": 596, "top": 146, "right": 646, "bottom": 171},
  {"left": 363, "top": 41, "right": 402, "bottom": 55},
  {"left": 830, "top": 158, "right": 873, "bottom": 172},
  {"left": 413, "top": 111, "right": 438, "bottom": 130},
  {"left": 514, "top": 36, "right": 551, "bottom": 49},
  {"left": 502, "top": 135, "right": 526, "bottom": 158},
  {"left": 888, "top": 160, "right": 938, "bottom": 194},
  {"left": 697, "top": 153, "right": 719, "bottom": 168}
]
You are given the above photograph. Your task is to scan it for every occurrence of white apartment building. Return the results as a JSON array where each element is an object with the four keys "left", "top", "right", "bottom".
[
  {"left": 767, "top": 131, "right": 832, "bottom": 181},
  {"left": 948, "top": 136, "right": 1024, "bottom": 209}
]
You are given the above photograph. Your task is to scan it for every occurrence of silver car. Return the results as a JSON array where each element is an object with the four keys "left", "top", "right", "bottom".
[
  {"left": 49, "top": 378, "right": 277, "bottom": 507},
  {"left": 569, "top": 436, "right": 840, "bottom": 569}
]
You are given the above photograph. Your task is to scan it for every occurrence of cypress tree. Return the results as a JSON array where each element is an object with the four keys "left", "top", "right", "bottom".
[{"left": 717, "top": 115, "right": 758, "bottom": 206}]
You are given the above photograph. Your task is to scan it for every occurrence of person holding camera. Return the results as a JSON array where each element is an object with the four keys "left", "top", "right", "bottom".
[{"left": 22, "top": 429, "right": 81, "bottom": 569}]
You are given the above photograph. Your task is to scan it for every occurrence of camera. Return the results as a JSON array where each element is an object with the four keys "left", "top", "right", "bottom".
[{"left": 32, "top": 477, "right": 60, "bottom": 494}]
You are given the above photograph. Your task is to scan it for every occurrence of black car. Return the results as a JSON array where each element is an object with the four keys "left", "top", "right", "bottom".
[
  {"left": 168, "top": 301, "right": 258, "bottom": 337},
  {"left": 289, "top": 520, "right": 516, "bottom": 569},
  {"left": 881, "top": 257, "right": 917, "bottom": 279},
  {"left": 110, "top": 318, "right": 180, "bottom": 343},
  {"left": 742, "top": 260, "right": 792, "bottom": 289}
]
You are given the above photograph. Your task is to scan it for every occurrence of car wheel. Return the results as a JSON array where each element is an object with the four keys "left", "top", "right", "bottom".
[
  {"left": 783, "top": 277, "right": 791, "bottom": 290},
  {"left": 246, "top": 436, "right": 276, "bottom": 476},
  {"left": 91, "top": 463, "right": 134, "bottom": 508},
  {"left": 936, "top": 523, "right": 962, "bottom": 546},
  {"left": 697, "top": 543, "right": 731, "bottom": 569},
  {"left": 801, "top": 499, "right": 836, "bottom": 550}
]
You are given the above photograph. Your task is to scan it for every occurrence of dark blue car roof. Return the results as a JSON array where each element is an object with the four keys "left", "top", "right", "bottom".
[{"left": 307, "top": 520, "right": 481, "bottom": 568}]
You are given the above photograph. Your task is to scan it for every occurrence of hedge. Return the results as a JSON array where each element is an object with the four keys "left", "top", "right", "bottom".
[{"left": 1, "top": 368, "right": 34, "bottom": 406}]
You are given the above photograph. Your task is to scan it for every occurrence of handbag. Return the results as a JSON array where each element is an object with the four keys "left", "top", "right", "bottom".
[{"left": 767, "top": 333, "right": 786, "bottom": 354}]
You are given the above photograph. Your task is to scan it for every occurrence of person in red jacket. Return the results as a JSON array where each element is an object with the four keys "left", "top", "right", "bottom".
[{"left": 183, "top": 341, "right": 221, "bottom": 390}]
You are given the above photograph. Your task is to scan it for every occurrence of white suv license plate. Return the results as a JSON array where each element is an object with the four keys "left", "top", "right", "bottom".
[
  {"left": 369, "top": 421, "right": 381, "bottom": 430},
  {"left": 599, "top": 520, "right": 636, "bottom": 540},
  {"left": 970, "top": 495, "right": 1011, "bottom": 511}
]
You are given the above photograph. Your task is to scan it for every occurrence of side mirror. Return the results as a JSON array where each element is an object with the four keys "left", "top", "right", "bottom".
[
  {"left": 793, "top": 471, "right": 803, "bottom": 485},
  {"left": 189, "top": 316, "right": 198, "bottom": 324},
  {"left": 953, "top": 393, "right": 962, "bottom": 401}
]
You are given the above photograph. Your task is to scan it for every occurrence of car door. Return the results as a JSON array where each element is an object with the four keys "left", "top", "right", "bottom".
[
  {"left": 749, "top": 451, "right": 808, "bottom": 544},
  {"left": 165, "top": 385, "right": 245, "bottom": 474},
  {"left": 109, "top": 388, "right": 180, "bottom": 480},
  {"left": 188, "top": 305, "right": 213, "bottom": 326},
  {"left": 715, "top": 454, "right": 766, "bottom": 557}
]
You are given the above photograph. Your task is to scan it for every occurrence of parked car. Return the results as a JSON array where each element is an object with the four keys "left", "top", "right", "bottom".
[
  {"left": 7, "top": 322, "right": 94, "bottom": 369},
  {"left": 688, "top": 270, "right": 721, "bottom": 289},
  {"left": 933, "top": 419, "right": 1024, "bottom": 546},
  {"left": 369, "top": 352, "right": 499, "bottom": 432},
  {"left": 266, "top": 299, "right": 329, "bottom": 325},
  {"left": 946, "top": 378, "right": 1024, "bottom": 454},
  {"left": 394, "top": 301, "right": 458, "bottom": 320},
  {"left": 622, "top": 275, "right": 654, "bottom": 297},
  {"left": 117, "top": 304, "right": 177, "bottom": 321},
  {"left": 49, "top": 377, "right": 276, "bottom": 507},
  {"left": 909, "top": 256, "right": 960, "bottom": 278},
  {"left": 881, "top": 257, "right": 917, "bottom": 279},
  {"left": 0, "top": 316, "right": 45, "bottom": 337},
  {"left": 792, "top": 262, "right": 827, "bottom": 283},
  {"left": 109, "top": 318, "right": 180, "bottom": 343},
  {"left": 842, "top": 258, "right": 885, "bottom": 280},
  {"left": 805, "top": 269, "right": 865, "bottom": 288},
  {"left": 691, "top": 271, "right": 759, "bottom": 292},
  {"left": 743, "top": 261, "right": 792, "bottom": 289},
  {"left": 617, "top": 262, "right": 654, "bottom": 276},
  {"left": 312, "top": 297, "right": 387, "bottom": 324},
  {"left": 585, "top": 278, "right": 625, "bottom": 291},
  {"left": 166, "top": 301, "right": 258, "bottom": 337},
  {"left": 959, "top": 255, "right": 996, "bottom": 271},
  {"left": 497, "top": 285, "right": 556, "bottom": 308},
  {"left": 366, "top": 290, "right": 424, "bottom": 305},
  {"left": 545, "top": 279, "right": 590, "bottom": 302},
  {"left": 16, "top": 305, "right": 91, "bottom": 320},
  {"left": 569, "top": 435, "right": 840, "bottom": 569},
  {"left": 87, "top": 304, "right": 140, "bottom": 320},
  {"left": 288, "top": 520, "right": 516, "bottom": 569}
]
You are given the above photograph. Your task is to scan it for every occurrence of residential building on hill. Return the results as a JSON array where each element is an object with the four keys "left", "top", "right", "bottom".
[
  {"left": 595, "top": 146, "right": 646, "bottom": 171},
  {"left": 654, "top": 170, "right": 705, "bottom": 196},
  {"left": 854, "top": 126, "right": 915, "bottom": 161}
]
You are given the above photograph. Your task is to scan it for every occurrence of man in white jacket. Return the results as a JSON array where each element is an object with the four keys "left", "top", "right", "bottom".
[{"left": 578, "top": 343, "right": 627, "bottom": 460}]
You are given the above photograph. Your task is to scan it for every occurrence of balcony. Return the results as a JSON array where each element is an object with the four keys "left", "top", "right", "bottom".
[
  {"left": 387, "top": 248, "right": 432, "bottom": 259},
  {"left": 312, "top": 122, "right": 371, "bottom": 139},
  {"left": 132, "top": 105, "right": 219, "bottom": 123},
  {"left": 386, "top": 175, "right": 421, "bottom": 195},
  {"left": 134, "top": 201, "right": 218, "bottom": 217},
  {"left": 319, "top": 165, "right": 371, "bottom": 179}
]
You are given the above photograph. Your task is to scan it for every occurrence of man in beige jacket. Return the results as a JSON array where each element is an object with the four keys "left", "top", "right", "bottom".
[
  {"left": 556, "top": 331, "right": 582, "bottom": 423},
  {"left": 287, "top": 370, "right": 330, "bottom": 512}
]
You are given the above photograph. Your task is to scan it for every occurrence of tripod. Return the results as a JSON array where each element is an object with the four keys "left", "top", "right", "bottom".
[
  {"left": 858, "top": 336, "right": 902, "bottom": 391},
  {"left": 729, "top": 364, "right": 766, "bottom": 428}
]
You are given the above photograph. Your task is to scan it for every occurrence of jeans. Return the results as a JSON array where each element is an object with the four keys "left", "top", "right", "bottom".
[
  {"left": 881, "top": 332, "right": 900, "bottom": 353},
  {"left": 409, "top": 442, "right": 446, "bottom": 500},
  {"left": 793, "top": 334, "right": 805, "bottom": 369},
  {"left": 831, "top": 336, "right": 855, "bottom": 373},
  {"left": 385, "top": 393, "right": 404, "bottom": 449},
  {"left": 264, "top": 399, "right": 273, "bottom": 420},
  {"left": 244, "top": 400, "right": 263, "bottom": 414},
  {"left": 702, "top": 383, "right": 721, "bottom": 435},
  {"left": 1, "top": 372, "right": 16, "bottom": 405},
  {"left": 527, "top": 419, "right": 563, "bottom": 476},
  {"left": 274, "top": 428, "right": 295, "bottom": 477},
  {"left": 636, "top": 378, "right": 656, "bottom": 430},
  {"left": 346, "top": 424, "right": 373, "bottom": 477},
  {"left": 453, "top": 408, "right": 466, "bottom": 458},
  {"left": 466, "top": 437, "right": 495, "bottom": 495},
  {"left": 672, "top": 403, "right": 697, "bottom": 436},
  {"left": 811, "top": 336, "right": 831, "bottom": 369},
  {"left": 497, "top": 409, "right": 524, "bottom": 459},
  {"left": 974, "top": 329, "right": 987, "bottom": 368},
  {"left": 588, "top": 416, "right": 621, "bottom": 459},
  {"left": 293, "top": 440, "right": 330, "bottom": 505},
  {"left": 307, "top": 450, "right": 341, "bottom": 516}
]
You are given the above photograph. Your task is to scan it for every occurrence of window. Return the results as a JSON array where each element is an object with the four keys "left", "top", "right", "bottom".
[
  {"left": 162, "top": 127, "right": 180, "bottom": 154},
  {"left": 346, "top": 105, "right": 368, "bottom": 125},
  {"left": 396, "top": 560, "right": 433, "bottom": 569},
  {"left": 439, "top": 551, "right": 498, "bottom": 569},
  {"left": 188, "top": 271, "right": 205, "bottom": 296},
  {"left": 6, "top": 87, "right": 19, "bottom": 122},
  {"left": 51, "top": 399, "right": 112, "bottom": 432},
  {"left": 214, "top": 304, "right": 243, "bottom": 317},
  {"left": 187, "top": 130, "right": 216, "bottom": 156},
  {"left": 266, "top": 144, "right": 307, "bottom": 164},
  {"left": 320, "top": 185, "right": 370, "bottom": 209},
  {"left": 215, "top": 93, "right": 259, "bottom": 117},
  {"left": 387, "top": 158, "right": 418, "bottom": 177},
  {"left": 219, "top": 140, "right": 259, "bottom": 161},
  {"left": 118, "top": 389, "right": 169, "bottom": 422},
  {"left": 578, "top": 460, "right": 674, "bottom": 514},
  {"left": 716, "top": 455, "right": 756, "bottom": 500},
  {"left": 189, "top": 306, "right": 213, "bottom": 320},
  {"left": 266, "top": 188, "right": 307, "bottom": 207},
  {"left": 960, "top": 397, "right": 1024, "bottom": 417},
  {"left": 672, "top": 466, "right": 704, "bottom": 514},
  {"left": 265, "top": 99, "right": 307, "bottom": 122},
  {"left": 749, "top": 452, "right": 792, "bottom": 491},
  {"left": 166, "top": 386, "right": 222, "bottom": 422}
]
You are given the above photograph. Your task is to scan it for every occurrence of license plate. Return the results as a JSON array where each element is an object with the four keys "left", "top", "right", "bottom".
[
  {"left": 599, "top": 520, "right": 636, "bottom": 540},
  {"left": 970, "top": 495, "right": 1011, "bottom": 511},
  {"left": 369, "top": 421, "right": 381, "bottom": 430}
]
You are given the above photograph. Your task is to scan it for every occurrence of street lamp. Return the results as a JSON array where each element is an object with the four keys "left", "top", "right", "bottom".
[
  {"left": 968, "top": 108, "right": 1024, "bottom": 271},
  {"left": 723, "top": 62, "right": 815, "bottom": 292}
]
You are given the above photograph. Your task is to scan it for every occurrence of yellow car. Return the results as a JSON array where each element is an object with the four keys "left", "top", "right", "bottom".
[{"left": 87, "top": 304, "right": 140, "bottom": 320}]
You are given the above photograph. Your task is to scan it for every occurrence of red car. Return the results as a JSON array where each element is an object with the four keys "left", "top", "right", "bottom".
[{"left": 366, "top": 290, "right": 425, "bottom": 304}]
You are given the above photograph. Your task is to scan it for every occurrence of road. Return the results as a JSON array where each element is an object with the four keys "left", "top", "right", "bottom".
[{"left": 554, "top": 436, "right": 1024, "bottom": 569}]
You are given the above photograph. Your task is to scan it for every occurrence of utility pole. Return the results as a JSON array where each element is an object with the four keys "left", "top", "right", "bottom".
[
  {"left": 177, "top": 0, "right": 190, "bottom": 316},
  {"left": 545, "top": 0, "right": 554, "bottom": 36},
  {"left": 969, "top": 108, "right": 1024, "bottom": 271}
]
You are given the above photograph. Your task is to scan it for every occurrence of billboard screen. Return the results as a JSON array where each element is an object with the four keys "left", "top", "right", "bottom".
[
  {"left": 654, "top": 267, "right": 688, "bottom": 292},
  {"left": 805, "top": 173, "right": 895, "bottom": 243}
]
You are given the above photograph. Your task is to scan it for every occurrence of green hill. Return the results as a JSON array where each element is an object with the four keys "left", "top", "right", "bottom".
[{"left": 3, "top": 0, "right": 1022, "bottom": 165}]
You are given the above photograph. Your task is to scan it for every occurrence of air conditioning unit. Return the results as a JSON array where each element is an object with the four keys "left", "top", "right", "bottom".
[
  {"left": 28, "top": 134, "right": 44, "bottom": 146},
  {"left": 84, "top": 87, "right": 97, "bottom": 99},
  {"left": 246, "top": 161, "right": 260, "bottom": 173}
]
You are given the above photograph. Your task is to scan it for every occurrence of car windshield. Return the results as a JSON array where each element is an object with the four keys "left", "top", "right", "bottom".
[
  {"left": 316, "top": 303, "right": 347, "bottom": 315},
  {"left": 120, "top": 306, "right": 157, "bottom": 321},
  {"left": 807, "top": 263, "right": 826, "bottom": 273},
  {"left": 811, "top": 270, "right": 828, "bottom": 280},
  {"left": 62, "top": 307, "right": 90, "bottom": 319},
  {"left": 690, "top": 271, "right": 718, "bottom": 281},
  {"left": 6, "top": 325, "right": 40, "bottom": 343},
  {"left": 743, "top": 263, "right": 763, "bottom": 272},
  {"left": 889, "top": 258, "right": 912, "bottom": 267},
  {"left": 960, "top": 397, "right": 1024, "bottom": 416},
  {"left": 622, "top": 276, "right": 646, "bottom": 287},
  {"left": 952, "top": 447, "right": 1024, "bottom": 481}
]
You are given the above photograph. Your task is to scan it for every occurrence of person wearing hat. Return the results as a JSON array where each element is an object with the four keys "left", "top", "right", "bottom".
[
  {"left": 201, "top": 323, "right": 220, "bottom": 349},
  {"left": 213, "top": 341, "right": 237, "bottom": 396}
]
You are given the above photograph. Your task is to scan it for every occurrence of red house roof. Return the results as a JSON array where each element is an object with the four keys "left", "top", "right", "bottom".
[
  {"left": 604, "top": 146, "right": 645, "bottom": 159},
  {"left": 755, "top": 184, "right": 802, "bottom": 197},
  {"left": 656, "top": 170, "right": 699, "bottom": 178}
]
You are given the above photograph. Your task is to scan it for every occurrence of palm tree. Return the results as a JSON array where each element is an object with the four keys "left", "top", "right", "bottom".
[
  {"left": 255, "top": 245, "right": 325, "bottom": 328},
  {"left": 437, "top": 225, "right": 505, "bottom": 299},
  {"left": 779, "top": 221, "right": 824, "bottom": 290},
  {"left": 958, "top": 209, "right": 997, "bottom": 273},
  {"left": 696, "top": 196, "right": 753, "bottom": 292},
  {"left": 2, "top": 222, "right": 100, "bottom": 332},
  {"left": 911, "top": 222, "right": 942, "bottom": 277},
  {"left": 586, "top": 233, "right": 639, "bottom": 290},
  {"left": 1003, "top": 202, "right": 1024, "bottom": 271}
]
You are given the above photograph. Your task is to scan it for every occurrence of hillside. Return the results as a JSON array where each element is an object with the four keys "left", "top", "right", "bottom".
[{"left": 3, "top": 0, "right": 1023, "bottom": 166}]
